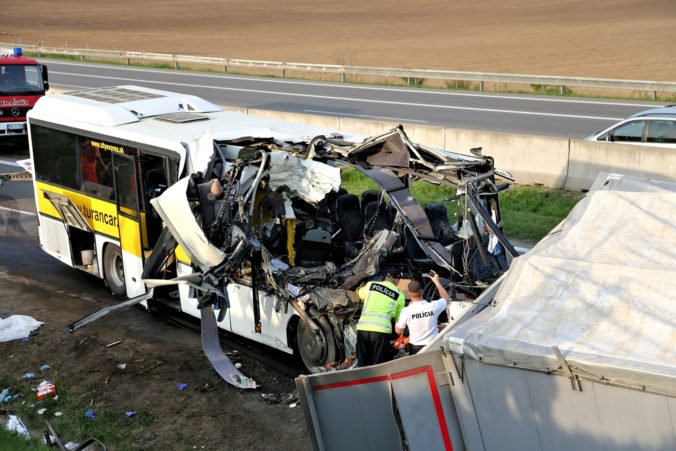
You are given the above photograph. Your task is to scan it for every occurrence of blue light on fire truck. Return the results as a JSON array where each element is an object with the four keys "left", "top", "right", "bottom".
[{"left": 13, "top": 48, "right": 22, "bottom": 57}]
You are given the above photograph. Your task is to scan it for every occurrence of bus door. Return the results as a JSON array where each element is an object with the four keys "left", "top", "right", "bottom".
[
  {"left": 138, "top": 152, "right": 174, "bottom": 251},
  {"left": 111, "top": 152, "right": 146, "bottom": 298},
  {"left": 42, "top": 191, "right": 97, "bottom": 274}
]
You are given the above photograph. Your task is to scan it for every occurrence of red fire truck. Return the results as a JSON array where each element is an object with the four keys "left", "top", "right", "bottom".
[{"left": 0, "top": 48, "right": 49, "bottom": 142}]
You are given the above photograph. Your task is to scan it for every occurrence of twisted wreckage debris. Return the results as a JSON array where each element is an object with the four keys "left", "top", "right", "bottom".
[{"left": 69, "top": 124, "right": 516, "bottom": 388}]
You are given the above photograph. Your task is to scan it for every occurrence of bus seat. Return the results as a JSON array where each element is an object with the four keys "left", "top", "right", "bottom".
[
  {"left": 363, "top": 200, "right": 392, "bottom": 238},
  {"left": 297, "top": 229, "right": 332, "bottom": 267},
  {"left": 336, "top": 193, "right": 364, "bottom": 257},
  {"left": 360, "top": 189, "right": 380, "bottom": 216},
  {"left": 425, "top": 203, "right": 457, "bottom": 245}
]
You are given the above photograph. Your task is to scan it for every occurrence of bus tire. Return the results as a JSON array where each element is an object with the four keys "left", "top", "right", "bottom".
[
  {"left": 103, "top": 244, "right": 126, "bottom": 297},
  {"left": 296, "top": 313, "right": 338, "bottom": 371}
]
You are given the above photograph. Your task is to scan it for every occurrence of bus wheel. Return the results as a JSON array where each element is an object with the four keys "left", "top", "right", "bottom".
[
  {"left": 296, "top": 314, "right": 337, "bottom": 371},
  {"left": 103, "top": 244, "right": 126, "bottom": 297}
]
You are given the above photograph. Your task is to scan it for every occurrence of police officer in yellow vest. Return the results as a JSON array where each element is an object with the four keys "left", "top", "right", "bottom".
[{"left": 356, "top": 271, "right": 405, "bottom": 367}]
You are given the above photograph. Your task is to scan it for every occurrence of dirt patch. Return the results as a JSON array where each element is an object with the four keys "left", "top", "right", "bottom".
[
  {"left": 0, "top": 236, "right": 309, "bottom": 450},
  {"left": 2, "top": 0, "right": 675, "bottom": 81}
]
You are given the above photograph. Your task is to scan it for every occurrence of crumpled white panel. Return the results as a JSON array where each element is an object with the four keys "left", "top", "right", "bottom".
[
  {"left": 267, "top": 152, "right": 341, "bottom": 204},
  {"left": 151, "top": 177, "right": 226, "bottom": 272}
]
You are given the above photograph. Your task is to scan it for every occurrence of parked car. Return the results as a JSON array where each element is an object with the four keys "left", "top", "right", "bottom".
[{"left": 586, "top": 105, "right": 676, "bottom": 148}]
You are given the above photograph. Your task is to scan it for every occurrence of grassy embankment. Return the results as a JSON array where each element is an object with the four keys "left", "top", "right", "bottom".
[
  {"left": 341, "top": 168, "right": 584, "bottom": 243},
  {"left": 0, "top": 373, "right": 152, "bottom": 450}
]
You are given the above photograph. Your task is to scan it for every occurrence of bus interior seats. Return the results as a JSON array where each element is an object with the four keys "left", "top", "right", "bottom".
[
  {"left": 319, "top": 187, "right": 347, "bottom": 222},
  {"left": 360, "top": 189, "right": 380, "bottom": 216},
  {"left": 144, "top": 166, "right": 167, "bottom": 199},
  {"left": 403, "top": 227, "right": 434, "bottom": 270},
  {"left": 425, "top": 203, "right": 457, "bottom": 245},
  {"left": 363, "top": 200, "right": 392, "bottom": 239},
  {"left": 447, "top": 239, "right": 468, "bottom": 282},
  {"left": 314, "top": 195, "right": 332, "bottom": 222},
  {"left": 335, "top": 193, "right": 365, "bottom": 257},
  {"left": 296, "top": 229, "right": 332, "bottom": 267}
]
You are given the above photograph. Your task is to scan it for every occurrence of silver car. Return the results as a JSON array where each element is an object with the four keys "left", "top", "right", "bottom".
[{"left": 586, "top": 106, "right": 676, "bottom": 148}]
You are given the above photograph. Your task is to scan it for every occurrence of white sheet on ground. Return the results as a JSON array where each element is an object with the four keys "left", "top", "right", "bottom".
[
  {"left": 446, "top": 173, "right": 676, "bottom": 396},
  {"left": 0, "top": 315, "right": 43, "bottom": 342},
  {"left": 6, "top": 415, "right": 30, "bottom": 439}
]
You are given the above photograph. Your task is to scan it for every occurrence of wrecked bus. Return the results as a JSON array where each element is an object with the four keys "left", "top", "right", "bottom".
[{"left": 27, "top": 85, "right": 516, "bottom": 379}]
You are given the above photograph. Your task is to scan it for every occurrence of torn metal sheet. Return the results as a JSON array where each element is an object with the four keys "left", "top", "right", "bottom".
[
  {"left": 308, "top": 288, "right": 355, "bottom": 311},
  {"left": 150, "top": 177, "right": 226, "bottom": 272},
  {"left": 67, "top": 290, "right": 155, "bottom": 332},
  {"left": 200, "top": 305, "right": 257, "bottom": 390}
]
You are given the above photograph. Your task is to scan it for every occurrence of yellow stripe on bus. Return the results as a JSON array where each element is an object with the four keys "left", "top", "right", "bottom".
[
  {"left": 175, "top": 245, "right": 192, "bottom": 265},
  {"left": 36, "top": 181, "right": 142, "bottom": 258},
  {"left": 36, "top": 182, "right": 120, "bottom": 238},
  {"left": 118, "top": 214, "right": 142, "bottom": 257}
]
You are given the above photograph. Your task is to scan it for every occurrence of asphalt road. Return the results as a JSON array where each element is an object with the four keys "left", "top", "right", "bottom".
[
  {"left": 0, "top": 159, "right": 36, "bottom": 238},
  {"left": 43, "top": 60, "right": 665, "bottom": 139}
]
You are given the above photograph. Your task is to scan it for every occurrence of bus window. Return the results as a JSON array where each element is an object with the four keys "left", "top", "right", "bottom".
[
  {"left": 140, "top": 153, "right": 168, "bottom": 201},
  {"left": 139, "top": 153, "right": 169, "bottom": 247},
  {"left": 113, "top": 154, "right": 139, "bottom": 212},
  {"left": 31, "top": 125, "right": 80, "bottom": 190},
  {"left": 79, "top": 138, "right": 115, "bottom": 199}
]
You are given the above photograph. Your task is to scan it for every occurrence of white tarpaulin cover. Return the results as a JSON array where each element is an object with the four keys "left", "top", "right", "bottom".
[
  {"left": 446, "top": 173, "right": 676, "bottom": 396},
  {"left": 0, "top": 315, "right": 43, "bottom": 342}
]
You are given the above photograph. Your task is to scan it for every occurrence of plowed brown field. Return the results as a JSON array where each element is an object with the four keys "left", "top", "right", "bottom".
[{"left": 2, "top": 0, "right": 675, "bottom": 81}]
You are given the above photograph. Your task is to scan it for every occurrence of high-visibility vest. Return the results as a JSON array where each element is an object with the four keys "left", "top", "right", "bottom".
[{"left": 356, "top": 281, "right": 405, "bottom": 333}]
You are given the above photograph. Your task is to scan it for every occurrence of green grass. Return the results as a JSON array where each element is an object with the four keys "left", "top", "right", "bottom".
[
  {"left": 0, "top": 428, "right": 46, "bottom": 450},
  {"left": 499, "top": 185, "right": 583, "bottom": 241},
  {"left": 340, "top": 168, "right": 584, "bottom": 242},
  {"left": 0, "top": 375, "right": 152, "bottom": 449}
]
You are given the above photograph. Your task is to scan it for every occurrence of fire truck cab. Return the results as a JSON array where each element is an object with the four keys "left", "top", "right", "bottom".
[{"left": 0, "top": 47, "right": 49, "bottom": 141}]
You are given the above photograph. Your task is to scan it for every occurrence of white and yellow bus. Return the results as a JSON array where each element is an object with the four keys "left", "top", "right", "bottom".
[{"left": 28, "top": 85, "right": 514, "bottom": 371}]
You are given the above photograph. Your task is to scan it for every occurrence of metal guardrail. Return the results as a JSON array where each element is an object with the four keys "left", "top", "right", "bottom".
[{"left": 6, "top": 42, "right": 676, "bottom": 97}]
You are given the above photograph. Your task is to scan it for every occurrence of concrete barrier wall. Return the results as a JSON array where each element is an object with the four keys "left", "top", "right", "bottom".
[
  {"left": 246, "top": 109, "right": 676, "bottom": 190},
  {"left": 566, "top": 139, "right": 676, "bottom": 190},
  {"left": 443, "top": 128, "right": 570, "bottom": 188},
  {"left": 42, "top": 88, "right": 676, "bottom": 190}
]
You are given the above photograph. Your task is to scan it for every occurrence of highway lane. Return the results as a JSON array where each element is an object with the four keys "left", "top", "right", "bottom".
[
  {"left": 0, "top": 160, "right": 37, "bottom": 240},
  {"left": 42, "top": 60, "right": 664, "bottom": 138}
]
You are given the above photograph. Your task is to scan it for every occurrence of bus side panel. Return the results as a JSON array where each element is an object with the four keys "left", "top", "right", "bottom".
[
  {"left": 95, "top": 235, "right": 117, "bottom": 280},
  {"left": 35, "top": 182, "right": 119, "bottom": 238},
  {"left": 38, "top": 215, "right": 73, "bottom": 266},
  {"left": 117, "top": 214, "right": 145, "bottom": 298},
  {"left": 121, "top": 250, "right": 145, "bottom": 298},
  {"left": 229, "top": 284, "right": 295, "bottom": 354}
]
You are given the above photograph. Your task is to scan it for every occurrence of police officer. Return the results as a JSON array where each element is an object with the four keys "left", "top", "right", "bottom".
[
  {"left": 355, "top": 271, "right": 405, "bottom": 367},
  {"left": 395, "top": 270, "right": 451, "bottom": 355}
]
